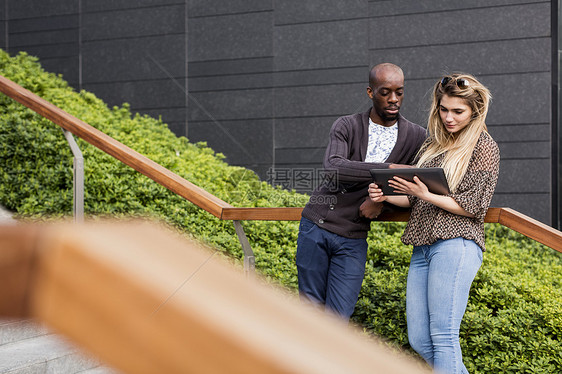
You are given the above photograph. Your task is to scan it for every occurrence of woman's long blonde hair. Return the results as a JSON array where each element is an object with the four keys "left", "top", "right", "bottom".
[{"left": 416, "top": 73, "right": 492, "bottom": 192}]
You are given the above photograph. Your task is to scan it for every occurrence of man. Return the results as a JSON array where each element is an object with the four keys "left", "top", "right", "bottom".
[{"left": 296, "top": 63, "right": 427, "bottom": 319}]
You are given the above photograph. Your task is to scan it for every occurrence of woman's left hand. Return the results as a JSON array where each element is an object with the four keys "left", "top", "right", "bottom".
[{"left": 388, "top": 176, "right": 430, "bottom": 200}]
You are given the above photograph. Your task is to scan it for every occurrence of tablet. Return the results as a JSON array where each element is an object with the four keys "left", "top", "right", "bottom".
[{"left": 369, "top": 167, "right": 450, "bottom": 196}]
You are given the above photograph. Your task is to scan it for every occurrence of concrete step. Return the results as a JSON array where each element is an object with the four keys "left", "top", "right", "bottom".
[
  {"left": 0, "top": 320, "right": 48, "bottom": 347},
  {"left": 76, "top": 366, "right": 120, "bottom": 374},
  {"left": 0, "top": 320, "right": 120, "bottom": 374},
  {"left": 0, "top": 205, "right": 15, "bottom": 224},
  {"left": 0, "top": 333, "right": 99, "bottom": 374}
]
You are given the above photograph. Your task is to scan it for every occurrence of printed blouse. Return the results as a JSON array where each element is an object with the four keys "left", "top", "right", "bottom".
[{"left": 401, "top": 131, "right": 500, "bottom": 251}]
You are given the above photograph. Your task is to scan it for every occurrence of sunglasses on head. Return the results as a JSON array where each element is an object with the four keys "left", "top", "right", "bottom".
[{"left": 440, "top": 76, "right": 470, "bottom": 89}]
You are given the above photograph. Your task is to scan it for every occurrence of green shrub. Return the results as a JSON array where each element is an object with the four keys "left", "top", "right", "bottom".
[
  {"left": 0, "top": 50, "right": 308, "bottom": 284},
  {"left": 1, "top": 50, "right": 562, "bottom": 373}
]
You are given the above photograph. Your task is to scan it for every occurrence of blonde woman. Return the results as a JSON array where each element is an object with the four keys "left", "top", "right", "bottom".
[{"left": 368, "top": 73, "right": 500, "bottom": 373}]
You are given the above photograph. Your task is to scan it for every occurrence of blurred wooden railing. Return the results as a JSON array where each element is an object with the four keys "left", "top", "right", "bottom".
[
  {"left": 0, "top": 74, "right": 560, "bottom": 253},
  {"left": 0, "top": 221, "right": 430, "bottom": 374}
]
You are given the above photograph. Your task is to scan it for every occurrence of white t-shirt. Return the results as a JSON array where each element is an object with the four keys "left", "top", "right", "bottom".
[{"left": 364, "top": 118, "right": 398, "bottom": 163}]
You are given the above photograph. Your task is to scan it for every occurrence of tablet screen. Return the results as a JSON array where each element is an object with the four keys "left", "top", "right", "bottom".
[{"left": 369, "top": 167, "right": 450, "bottom": 196}]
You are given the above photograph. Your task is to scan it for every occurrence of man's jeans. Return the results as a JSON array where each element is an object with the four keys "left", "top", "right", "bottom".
[
  {"left": 406, "top": 238, "right": 483, "bottom": 374},
  {"left": 296, "top": 217, "right": 367, "bottom": 319}
]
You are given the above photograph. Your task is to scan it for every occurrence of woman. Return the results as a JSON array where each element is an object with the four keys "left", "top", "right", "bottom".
[{"left": 368, "top": 73, "right": 500, "bottom": 373}]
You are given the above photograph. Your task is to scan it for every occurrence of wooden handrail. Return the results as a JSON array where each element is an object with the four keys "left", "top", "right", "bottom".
[
  {"left": 221, "top": 207, "right": 304, "bottom": 221},
  {"left": 0, "top": 222, "right": 430, "bottom": 374},
  {"left": 0, "top": 75, "right": 231, "bottom": 218},
  {"left": 496, "top": 208, "right": 562, "bottom": 251},
  {"left": 224, "top": 206, "right": 561, "bottom": 252},
  {"left": 0, "top": 74, "right": 561, "bottom": 254}
]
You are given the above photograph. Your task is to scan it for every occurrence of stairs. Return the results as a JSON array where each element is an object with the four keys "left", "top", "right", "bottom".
[
  {"left": 0, "top": 207, "right": 118, "bottom": 374},
  {"left": 0, "top": 319, "right": 117, "bottom": 373}
]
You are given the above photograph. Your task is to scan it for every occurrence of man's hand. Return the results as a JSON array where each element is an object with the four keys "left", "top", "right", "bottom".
[
  {"left": 388, "top": 163, "right": 414, "bottom": 169},
  {"left": 359, "top": 198, "right": 384, "bottom": 219}
]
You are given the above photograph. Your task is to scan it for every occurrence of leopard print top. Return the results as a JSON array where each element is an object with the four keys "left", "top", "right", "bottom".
[{"left": 401, "top": 131, "right": 500, "bottom": 251}]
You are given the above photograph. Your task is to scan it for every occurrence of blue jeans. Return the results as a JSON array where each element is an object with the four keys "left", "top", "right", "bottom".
[
  {"left": 406, "top": 238, "right": 482, "bottom": 374},
  {"left": 296, "top": 217, "right": 367, "bottom": 319}
]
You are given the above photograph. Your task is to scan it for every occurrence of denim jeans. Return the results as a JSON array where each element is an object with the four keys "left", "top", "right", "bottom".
[
  {"left": 406, "top": 238, "right": 483, "bottom": 374},
  {"left": 296, "top": 217, "right": 368, "bottom": 319}
]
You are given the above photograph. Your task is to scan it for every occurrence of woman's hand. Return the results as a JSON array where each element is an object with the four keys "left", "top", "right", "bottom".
[
  {"left": 389, "top": 176, "right": 475, "bottom": 217},
  {"left": 368, "top": 183, "right": 387, "bottom": 203},
  {"left": 388, "top": 176, "right": 430, "bottom": 200}
]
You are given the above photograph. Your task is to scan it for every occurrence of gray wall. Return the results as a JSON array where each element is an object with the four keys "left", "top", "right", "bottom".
[
  {"left": 81, "top": 0, "right": 189, "bottom": 137},
  {"left": 1, "top": 0, "right": 189, "bottom": 135},
  {"left": 2, "top": 0, "right": 80, "bottom": 86},
  {"left": 0, "top": 0, "right": 557, "bottom": 226}
]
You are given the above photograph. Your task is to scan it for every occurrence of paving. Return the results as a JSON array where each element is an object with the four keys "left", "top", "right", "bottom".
[{"left": 0, "top": 205, "right": 15, "bottom": 224}]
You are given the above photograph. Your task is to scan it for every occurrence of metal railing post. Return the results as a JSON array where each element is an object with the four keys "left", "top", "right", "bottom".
[
  {"left": 233, "top": 220, "right": 255, "bottom": 278},
  {"left": 62, "top": 129, "right": 84, "bottom": 223}
]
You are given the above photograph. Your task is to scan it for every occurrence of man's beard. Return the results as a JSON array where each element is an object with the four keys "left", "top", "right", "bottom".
[{"left": 381, "top": 112, "right": 399, "bottom": 122}]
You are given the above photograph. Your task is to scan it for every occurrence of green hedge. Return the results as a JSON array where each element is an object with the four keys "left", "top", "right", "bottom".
[{"left": 1, "top": 50, "right": 562, "bottom": 373}]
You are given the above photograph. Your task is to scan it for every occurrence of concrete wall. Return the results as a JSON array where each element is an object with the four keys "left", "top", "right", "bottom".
[
  {"left": 3, "top": 0, "right": 80, "bottom": 86},
  {"left": 0, "top": 0, "right": 557, "bottom": 225}
]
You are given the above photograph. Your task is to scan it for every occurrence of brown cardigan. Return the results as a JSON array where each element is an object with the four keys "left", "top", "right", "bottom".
[{"left": 302, "top": 109, "right": 427, "bottom": 239}]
